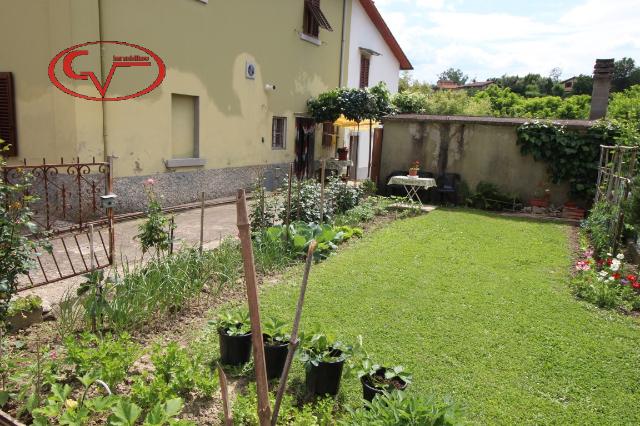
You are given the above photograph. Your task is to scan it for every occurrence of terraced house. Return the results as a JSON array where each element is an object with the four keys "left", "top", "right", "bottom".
[{"left": 0, "top": 0, "right": 411, "bottom": 212}]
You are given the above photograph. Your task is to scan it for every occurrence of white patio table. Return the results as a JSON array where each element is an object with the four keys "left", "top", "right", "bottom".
[{"left": 387, "top": 175, "right": 437, "bottom": 204}]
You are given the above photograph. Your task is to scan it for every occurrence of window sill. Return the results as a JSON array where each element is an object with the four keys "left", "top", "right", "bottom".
[
  {"left": 299, "top": 32, "right": 321, "bottom": 46},
  {"left": 165, "top": 158, "right": 206, "bottom": 168}
]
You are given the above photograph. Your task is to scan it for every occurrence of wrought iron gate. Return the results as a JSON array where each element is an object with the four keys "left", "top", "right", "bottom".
[{"left": 2, "top": 157, "right": 114, "bottom": 290}]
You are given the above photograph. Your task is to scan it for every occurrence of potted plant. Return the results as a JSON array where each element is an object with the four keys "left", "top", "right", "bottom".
[
  {"left": 209, "top": 309, "right": 252, "bottom": 366},
  {"left": 337, "top": 147, "right": 349, "bottom": 161},
  {"left": 298, "top": 332, "right": 351, "bottom": 396},
  {"left": 262, "top": 317, "right": 290, "bottom": 380},
  {"left": 347, "top": 336, "right": 411, "bottom": 402},
  {"left": 7, "top": 295, "right": 43, "bottom": 331},
  {"left": 408, "top": 161, "right": 420, "bottom": 177}
]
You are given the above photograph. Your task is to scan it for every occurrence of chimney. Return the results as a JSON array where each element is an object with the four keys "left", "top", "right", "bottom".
[{"left": 589, "top": 58, "right": 614, "bottom": 120}]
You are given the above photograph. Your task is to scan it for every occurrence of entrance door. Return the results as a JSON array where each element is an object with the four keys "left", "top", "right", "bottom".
[
  {"left": 348, "top": 133, "right": 359, "bottom": 180},
  {"left": 370, "top": 127, "right": 384, "bottom": 185},
  {"left": 295, "top": 118, "right": 315, "bottom": 179}
]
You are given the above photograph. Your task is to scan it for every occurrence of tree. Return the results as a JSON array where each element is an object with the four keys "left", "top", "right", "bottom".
[
  {"left": 438, "top": 68, "right": 468, "bottom": 85},
  {"left": 612, "top": 57, "right": 640, "bottom": 92},
  {"left": 571, "top": 74, "right": 593, "bottom": 95},
  {"left": 398, "top": 71, "right": 413, "bottom": 93},
  {"left": 549, "top": 67, "right": 562, "bottom": 82}
]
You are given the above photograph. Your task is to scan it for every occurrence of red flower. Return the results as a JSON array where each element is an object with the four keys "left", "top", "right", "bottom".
[
  {"left": 606, "top": 258, "right": 613, "bottom": 266},
  {"left": 633, "top": 282, "right": 640, "bottom": 289},
  {"left": 628, "top": 275, "right": 637, "bottom": 282},
  {"left": 613, "top": 273, "right": 621, "bottom": 280}
]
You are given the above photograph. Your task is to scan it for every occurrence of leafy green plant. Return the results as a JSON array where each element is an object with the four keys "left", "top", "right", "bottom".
[
  {"left": 208, "top": 309, "right": 251, "bottom": 336},
  {"left": 6, "top": 295, "right": 42, "bottom": 316},
  {"left": 360, "top": 179, "right": 378, "bottom": 197},
  {"left": 53, "top": 288, "right": 85, "bottom": 341},
  {"left": 262, "top": 317, "right": 290, "bottom": 345},
  {"left": 466, "top": 182, "right": 521, "bottom": 211},
  {"left": 131, "top": 343, "right": 217, "bottom": 411},
  {"left": 250, "top": 174, "right": 279, "bottom": 230},
  {"left": 298, "top": 332, "right": 351, "bottom": 370},
  {"left": 327, "top": 177, "right": 363, "bottom": 214},
  {"left": 516, "top": 120, "right": 623, "bottom": 199},
  {"left": 0, "top": 142, "right": 48, "bottom": 321},
  {"left": 346, "top": 336, "right": 412, "bottom": 392},
  {"left": 108, "top": 397, "right": 193, "bottom": 426},
  {"left": 279, "top": 178, "right": 333, "bottom": 224},
  {"left": 341, "top": 390, "right": 464, "bottom": 426},
  {"left": 64, "top": 332, "right": 139, "bottom": 389},
  {"left": 136, "top": 179, "right": 175, "bottom": 256},
  {"left": 582, "top": 201, "right": 618, "bottom": 258},
  {"left": 77, "top": 269, "right": 113, "bottom": 332},
  {"left": 252, "top": 229, "right": 295, "bottom": 274}
]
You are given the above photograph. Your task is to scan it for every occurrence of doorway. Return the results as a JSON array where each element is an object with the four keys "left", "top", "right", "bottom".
[{"left": 295, "top": 117, "right": 315, "bottom": 179}]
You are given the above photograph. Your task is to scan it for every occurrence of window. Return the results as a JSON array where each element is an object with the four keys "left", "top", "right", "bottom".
[
  {"left": 302, "top": 0, "right": 333, "bottom": 38},
  {"left": 272, "top": 117, "right": 287, "bottom": 150},
  {"left": 0, "top": 72, "right": 17, "bottom": 157},
  {"left": 359, "top": 55, "right": 370, "bottom": 88},
  {"left": 166, "top": 94, "right": 205, "bottom": 168}
]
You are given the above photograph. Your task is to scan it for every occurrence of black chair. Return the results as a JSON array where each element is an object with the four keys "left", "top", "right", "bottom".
[
  {"left": 417, "top": 171, "right": 435, "bottom": 203},
  {"left": 384, "top": 170, "right": 411, "bottom": 197},
  {"left": 436, "top": 173, "right": 460, "bottom": 205}
]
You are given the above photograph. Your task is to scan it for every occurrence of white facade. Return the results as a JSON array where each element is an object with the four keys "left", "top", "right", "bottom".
[
  {"left": 344, "top": 0, "right": 404, "bottom": 179},
  {"left": 346, "top": 0, "right": 402, "bottom": 93}
]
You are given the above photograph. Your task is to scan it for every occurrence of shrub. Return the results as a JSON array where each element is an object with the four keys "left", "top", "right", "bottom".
[
  {"left": 249, "top": 175, "right": 279, "bottom": 231},
  {"left": 7, "top": 295, "right": 42, "bottom": 316},
  {"left": 279, "top": 179, "right": 334, "bottom": 224},
  {"left": 334, "top": 196, "right": 392, "bottom": 227},
  {"left": 327, "top": 177, "right": 363, "bottom": 214},
  {"left": 582, "top": 201, "right": 618, "bottom": 258},
  {"left": 0, "top": 142, "right": 46, "bottom": 321},
  {"left": 341, "top": 390, "right": 464, "bottom": 426},
  {"left": 466, "top": 182, "right": 520, "bottom": 211}
]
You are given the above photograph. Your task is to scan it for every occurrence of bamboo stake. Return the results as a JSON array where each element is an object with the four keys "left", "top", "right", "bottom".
[
  {"left": 169, "top": 217, "right": 175, "bottom": 255},
  {"left": 271, "top": 241, "right": 317, "bottom": 426},
  {"left": 236, "top": 189, "right": 271, "bottom": 426},
  {"left": 284, "top": 163, "right": 293, "bottom": 242},
  {"left": 319, "top": 160, "right": 326, "bottom": 224},
  {"left": 218, "top": 365, "right": 233, "bottom": 426},
  {"left": 199, "top": 192, "right": 205, "bottom": 254}
]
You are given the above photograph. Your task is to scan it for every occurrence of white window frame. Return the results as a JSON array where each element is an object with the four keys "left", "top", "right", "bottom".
[{"left": 272, "top": 117, "right": 287, "bottom": 150}]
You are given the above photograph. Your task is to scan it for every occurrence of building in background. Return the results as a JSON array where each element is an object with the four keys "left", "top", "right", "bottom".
[{"left": 342, "top": 0, "right": 413, "bottom": 179}]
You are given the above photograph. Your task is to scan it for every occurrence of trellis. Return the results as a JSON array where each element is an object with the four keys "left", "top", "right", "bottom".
[{"left": 594, "top": 145, "right": 638, "bottom": 253}]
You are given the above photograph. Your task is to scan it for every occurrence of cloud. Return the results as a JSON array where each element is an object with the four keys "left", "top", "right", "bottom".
[{"left": 375, "top": 0, "right": 640, "bottom": 82}]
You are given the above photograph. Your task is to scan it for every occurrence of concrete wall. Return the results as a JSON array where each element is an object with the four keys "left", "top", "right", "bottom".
[
  {"left": 346, "top": 0, "right": 401, "bottom": 93},
  {"left": 379, "top": 116, "right": 596, "bottom": 205}
]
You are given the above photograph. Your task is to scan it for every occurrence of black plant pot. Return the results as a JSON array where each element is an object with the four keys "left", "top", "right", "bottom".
[
  {"left": 218, "top": 328, "right": 252, "bottom": 366},
  {"left": 361, "top": 368, "right": 408, "bottom": 402},
  {"left": 263, "top": 335, "right": 289, "bottom": 380},
  {"left": 305, "top": 350, "right": 345, "bottom": 396}
]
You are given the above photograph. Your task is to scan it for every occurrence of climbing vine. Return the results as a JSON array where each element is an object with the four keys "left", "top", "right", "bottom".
[{"left": 516, "top": 120, "right": 624, "bottom": 200}]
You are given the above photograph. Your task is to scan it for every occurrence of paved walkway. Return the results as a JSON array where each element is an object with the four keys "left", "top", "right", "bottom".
[{"left": 22, "top": 202, "right": 239, "bottom": 307}]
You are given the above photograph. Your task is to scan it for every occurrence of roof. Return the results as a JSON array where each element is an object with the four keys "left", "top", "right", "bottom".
[
  {"left": 561, "top": 77, "right": 577, "bottom": 84},
  {"left": 383, "top": 114, "right": 596, "bottom": 129},
  {"left": 460, "top": 81, "right": 494, "bottom": 88},
  {"left": 357, "top": 0, "right": 413, "bottom": 70}
]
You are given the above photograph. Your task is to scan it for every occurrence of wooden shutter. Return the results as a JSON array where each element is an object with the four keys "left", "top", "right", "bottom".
[
  {"left": 359, "top": 55, "right": 370, "bottom": 88},
  {"left": 322, "top": 122, "right": 334, "bottom": 147},
  {"left": 0, "top": 72, "right": 17, "bottom": 157}
]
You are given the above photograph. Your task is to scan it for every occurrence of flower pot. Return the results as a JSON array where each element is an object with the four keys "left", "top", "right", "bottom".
[
  {"left": 361, "top": 368, "right": 408, "bottom": 402},
  {"left": 337, "top": 149, "right": 349, "bottom": 161},
  {"left": 218, "top": 328, "right": 252, "bottom": 366},
  {"left": 408, "top": 169, "right": 418, "bottom": 177},
  {"left": 8, "top": 307, "right": 43, "bottom": 332},
  {"left": 263, "top": 335, "right": 289, "bottom": 380},
  {"left": 305, "top": 349, "right": 345, "bottom": 396},
  {"left": 529, "top": 198, "right": 549, "bottom": 208}
]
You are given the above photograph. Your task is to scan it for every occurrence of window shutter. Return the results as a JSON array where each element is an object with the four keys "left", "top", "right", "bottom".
[
  {"left": 359, "top": 55, "right": 370, "bottom": 88},
  {"left": 322, "top": 122, "right": 334, "bottom": 147},
  {"left": 0, "top": 72, "right": 17, "bottom": 157}
]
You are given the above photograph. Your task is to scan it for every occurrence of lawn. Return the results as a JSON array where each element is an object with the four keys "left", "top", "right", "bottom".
[{"left": 259, "top": 209, "right": 640, "bottom": 424}]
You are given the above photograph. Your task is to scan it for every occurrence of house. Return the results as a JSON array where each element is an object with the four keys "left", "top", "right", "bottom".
[
  {"left": 341, "top": 0, "right": 413, "bottom": 179},
  {"left": 562, "top": 77, "right": 578, "bottom": 93},
  {"left": 0, "top": 0, "right": 362, "bottom": 211},
  {"left": 437, "top": 80, "right": 494, "bottom": 91},
  {"left": 437, "top": 80, "right": 460, "bottom": 90}
]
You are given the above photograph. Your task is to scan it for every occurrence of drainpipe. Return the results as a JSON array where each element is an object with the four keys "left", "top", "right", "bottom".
[
  {"left": 98, "top": 0, "right": 109, "bottom": 161},
  {"left": 338, "top": 0, "right": 347, "bottom": 87}
]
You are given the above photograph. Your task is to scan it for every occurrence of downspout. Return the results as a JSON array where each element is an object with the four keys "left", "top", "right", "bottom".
[
  {"left": 338, "top": 0, "right": 347, "bottom": 87},
  {"left": 98, "top": 0, "right": 108, "bottom": 161}
]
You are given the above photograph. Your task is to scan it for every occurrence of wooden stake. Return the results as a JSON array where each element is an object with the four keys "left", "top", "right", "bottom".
[
  {"left": 319, "top": 160, "right": 326, "bottom": 224},
  {"left": 169, "top": 217, "right": 175, "bottom": 255},
  {"left": 236, "top": 190, "right": 271, "bottom": 426},
  {"left": 218, "top": 365, "right": 233, "bottom": 426},
  {"left": 199, "top": 192, "right": 205, "bottom": 253},
  {"left": 284, "top": 163, "right": 293, "bottom": 242},
  {"left": 271, "top": 241, "right": 317, "bottom": 426}
]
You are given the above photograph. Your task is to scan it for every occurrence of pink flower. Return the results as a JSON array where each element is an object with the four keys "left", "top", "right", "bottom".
[
  {"left": 584, "top": 249, "right": 594, "bottom": 258},
  {"left": 575, "top": 260, "right": 591, "bottom": 271},
  {"left": 144, "top": 178, "right": 155, "bottom": 186},
  {"left": 50, "top": 351, "right": 58, "bottom": 360}
]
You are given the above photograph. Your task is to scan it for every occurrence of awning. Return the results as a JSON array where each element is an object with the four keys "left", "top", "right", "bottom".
[
  {"left": 305, "top": 0, "right": 333, "bottom": 31},
  {"left": 333, "top": 115, "right": 380, "bottom": 128}
]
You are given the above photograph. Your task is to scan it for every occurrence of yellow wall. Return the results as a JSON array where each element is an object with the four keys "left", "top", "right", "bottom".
[
  {"left": 1, "top": 0, "right": 350, "bottom": 176},
  {"left": 0, "top": 0, "right": 104, "bottom": 164}
]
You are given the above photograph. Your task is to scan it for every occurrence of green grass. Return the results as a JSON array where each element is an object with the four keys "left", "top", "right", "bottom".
[{"left": 258, "top": 209, "right": 640, "bottom": 424}]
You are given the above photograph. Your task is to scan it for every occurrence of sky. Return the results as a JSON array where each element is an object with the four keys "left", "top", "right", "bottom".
[{"left": 373, "top": 0, "right": 640, "bottom": 83}]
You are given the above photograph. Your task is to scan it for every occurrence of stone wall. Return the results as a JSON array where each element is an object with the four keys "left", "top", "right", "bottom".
[
  {"left": 380, "top": 115, "right": 596, "bottom": 205},
  {"left": 113, "top": 163, "right": 288, "bottom": 214}
]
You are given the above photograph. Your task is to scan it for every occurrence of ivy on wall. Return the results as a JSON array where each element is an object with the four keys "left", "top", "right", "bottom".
[{"left": 516, "top": 120, "right": 623, "bottom": 200}]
